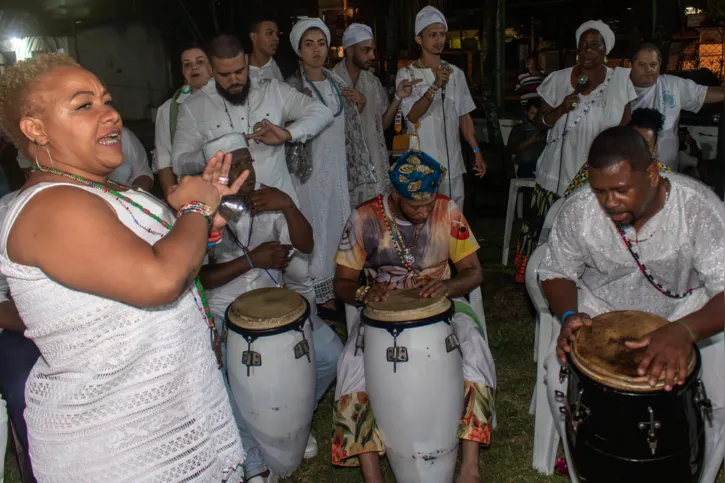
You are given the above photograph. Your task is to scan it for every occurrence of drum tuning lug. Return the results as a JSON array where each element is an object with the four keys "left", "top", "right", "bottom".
[
  {"left": 554, "top": 390, "right": 566, "bottom": 402},
  {"left": 568, "top": 389, "right": 590, "bottom": 433},
  {"left": 293, "top": 339, "right": 311, "bottom": 362},
  {"left": 696, "top": 380, "right": 714, "bottom": 424},
  {"left": 354, "top": 331, "right": 365, "bottom": 357},
  {"left": 387, "top": 334, "right": 408, "bottom": 373},
  {"left": 445, "top": 333, "right": 461, "bottom": 354},
  {"left": 638, "top": 406, "right": 661, "bottom": 456},
  {"left": 559, "top": 365, "right": 569, "bottom": 383}
]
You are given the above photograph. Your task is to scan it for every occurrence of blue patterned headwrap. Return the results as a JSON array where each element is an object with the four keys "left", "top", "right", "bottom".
[{"left": 388, "top": 151, "right": 447, "bottom": 201}]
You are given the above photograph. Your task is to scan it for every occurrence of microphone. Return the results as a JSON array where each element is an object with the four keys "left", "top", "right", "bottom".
[{"left": 574, "top": 74, "right": 588, "bottom": 95}]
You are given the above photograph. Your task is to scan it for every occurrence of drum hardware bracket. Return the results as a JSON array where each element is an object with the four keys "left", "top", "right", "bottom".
[
  {"left": 559, "top": 365, "right": 569, "bottom": 383},
  {"left": 241, "top": 336, "right": 262, "bottom": 376},
  {"left": 638, "top": 406, "right": 661, "bottom": 456},
  {"left": 445, "top": 333, "right": 462, "bottom": 355},
  {"left": 386, "top": 329, "right": 408, "bottom": 373},
  {"left": 354, "top": 330, "right": 364, "bottom": 356},
  {"left": 695, "top": 380, "right": 714, "bottom": 425},
  {"left": 567, "top": 389, "right": 591, "bottom": 433},
  {"left": 293, "top": 328, "right": 312, "bottom": 363}
]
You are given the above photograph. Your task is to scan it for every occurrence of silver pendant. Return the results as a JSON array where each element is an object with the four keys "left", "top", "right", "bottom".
[{"left": 403, "top": 249, "right": 415, "bottom": 266}]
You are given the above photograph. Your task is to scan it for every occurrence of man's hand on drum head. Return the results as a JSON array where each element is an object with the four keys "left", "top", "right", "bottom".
[
  {"left": 556, "top": 313, "right": 593, "bottom": 364},
  {"left": 625, "top": 323, "right": 693, "bottom": 391},
  {"left": 363, "top": 283, "right": 395, "bottom": 304},
  {"left": 414, "top": 279, "right": 450, "bottom": 299}
]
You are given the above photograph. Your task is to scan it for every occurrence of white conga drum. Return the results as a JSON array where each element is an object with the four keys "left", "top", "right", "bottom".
[
  {"left": 225, "top": 287, "right": 316, "bottom": 477},
  {"left": 362, "top": 288, "right": 464, "bottom": 483}
]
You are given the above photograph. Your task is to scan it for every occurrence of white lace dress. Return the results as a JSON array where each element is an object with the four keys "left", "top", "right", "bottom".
[
  {"left": 294, "top": 79, "right": 351, "bottom": 303},
  {"left": 0, "top": 183, "right": 245, "bottom": 483}
]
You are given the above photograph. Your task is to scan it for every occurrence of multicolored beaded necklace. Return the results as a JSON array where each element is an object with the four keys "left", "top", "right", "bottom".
[
  {"left": 31, "top": 165, "right": 225, "bottom": 368},
  {"left": 614, "top": 178, "right": 697, "bottom": 299},
  {"left": 376, "top": 195, "right": 422, "bottom": 276},
  {"left": 303, "top": 69, "right": 344, "bottom": 118}
]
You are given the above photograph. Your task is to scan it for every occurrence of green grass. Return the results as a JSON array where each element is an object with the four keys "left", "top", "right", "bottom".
[{"left": 4, "top": 215, "right": 723, "bottom": 482}]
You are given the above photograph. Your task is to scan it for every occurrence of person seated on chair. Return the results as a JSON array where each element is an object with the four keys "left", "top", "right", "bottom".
[
  {"left": 505, "top": 98, "right": 546, "bottom": 179},
  {"left": 539, "top": 125, "right": 725, "bottom": 482},
  {"left": 199, "top": 133, "right": 343, "bottom": 483},
  {"left": 332, "top": 151, "right": 497, "bottom": 483}
]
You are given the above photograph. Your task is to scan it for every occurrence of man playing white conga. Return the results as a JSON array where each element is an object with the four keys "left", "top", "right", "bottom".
[
  {"left": 333, "top": 152, "right": 496, "bottom": 483},
  {"left": 199, "top": 133, "right": 344, "bottom": 483},
  {"left": 540, "top": 125, "right": 725, "bottom": 482}
]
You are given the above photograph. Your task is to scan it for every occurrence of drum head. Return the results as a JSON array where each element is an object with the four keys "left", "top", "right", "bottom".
[
  {"left": 363, "top": 288, "right": 452, "bottom": 323},
  {"left": 571, "top": 311, "right": 696, "bottom": 392},
  {"left": 227, "top": 287, "right": 307, "bottom": 332}
]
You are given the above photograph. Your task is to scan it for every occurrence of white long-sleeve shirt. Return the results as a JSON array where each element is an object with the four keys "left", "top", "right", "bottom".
[
  {"left": 153, "top": 90, "right": 191, "bottom": 172},
  {"left": 171, "top": 78, "right": 333, "bottom": 199}
]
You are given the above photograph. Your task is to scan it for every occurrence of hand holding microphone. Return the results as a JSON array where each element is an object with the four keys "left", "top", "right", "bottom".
[{"left": 562, "top": 74, "right": 588, "bottom": 113}]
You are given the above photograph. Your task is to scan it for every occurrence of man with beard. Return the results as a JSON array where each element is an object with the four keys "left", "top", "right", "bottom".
[
  {"left": 171, "top": 34, "right": 333, "bottom": 200},
  {"left": 395, "top": 6, "right": 486, "bottom": 208},
  {"left": 630, "top": 43, "right": 724, "bottom": 169},
  {"left": 539, "top": 126, "right": 725, "bottom": 482},
  {"left": 332, "top": 151, "right": 496, "bottom": 483},
  {"left": 332, "top": 23, "right": 420, "bottom": 199},
  {"left": 248, "top": 15, "right": 284, "bottom": 85}
]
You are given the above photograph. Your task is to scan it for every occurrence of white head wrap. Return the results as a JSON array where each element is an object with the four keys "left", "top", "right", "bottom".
[
  {"left": 203, "top": 133, "right": 248, "bottom": 161},
  {"left": 576, "top": 20, "right": 615, "bottom": 55},
  {"left": 289, "top": 18, "right": 331, "bottom": 57},
  {"left": 342, "top": 23, "right": 374, "bottom": 49},
  {"left": 415, "top": 6, "right": 448, "bottom": 36}
]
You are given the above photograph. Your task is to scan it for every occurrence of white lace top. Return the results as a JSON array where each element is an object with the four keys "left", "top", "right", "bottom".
[{"left": 0, "top": 183, "right": 245, "bottom": 482}]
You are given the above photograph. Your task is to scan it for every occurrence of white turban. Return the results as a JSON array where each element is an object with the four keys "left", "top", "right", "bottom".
[
  {"left": 289, "top": 18, "right": 331, "bottom": 57},
  {"left": 203, "top": 133, "right": 248, "bottom": 161},
  {"left": 342, "top": 23, "right": 373, "bottom": 49},
  {"left": 576, "top": 20, "right": 615, "bottom": 55},
  {"left": 415, "top": 6, "right": 448, "bottom": 36}
]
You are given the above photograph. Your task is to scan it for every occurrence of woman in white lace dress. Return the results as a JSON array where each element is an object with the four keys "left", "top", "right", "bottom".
[
  {"left": 0, "top": 54, "right": 248, "bottom": 482},
  {"left": 286, "top": 19, "right": 376, "bottom": 307}
]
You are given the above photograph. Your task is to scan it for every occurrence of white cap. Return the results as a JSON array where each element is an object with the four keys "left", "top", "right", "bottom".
[
  {"left": 290, "top": 18, "right": 331, "bottom": 57},
  {"left": 342, "top": 23, "right": 374, "bottom": 49},
  {"left": 415, "top": 6, "right": 448, "bottom": 36},
  {"left": 202, "top": 132, "right": 248, "bottom": 161}
]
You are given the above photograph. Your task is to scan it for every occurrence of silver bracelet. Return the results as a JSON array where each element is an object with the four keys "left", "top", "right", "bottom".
[{"left": 541, "top": 110, "right": 554, "bottom": 128}]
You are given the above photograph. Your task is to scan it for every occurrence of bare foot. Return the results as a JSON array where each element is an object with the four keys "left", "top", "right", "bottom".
[{"left": 456, "top": 466, "right": 483, "bottom": 483}]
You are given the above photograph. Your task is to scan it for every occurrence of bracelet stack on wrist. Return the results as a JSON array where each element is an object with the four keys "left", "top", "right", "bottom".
[
  {"left": 425, "top": 85, "right": 440, "bottom": 101},
  {"left": 177, "top": 201, "right": 214, "bottom": 227},
  {"left": 207, "top": 231, "right": 223, "bottom": 247},
  {"left": 355, "top": 284, "right": 372, "bottom": 302}
]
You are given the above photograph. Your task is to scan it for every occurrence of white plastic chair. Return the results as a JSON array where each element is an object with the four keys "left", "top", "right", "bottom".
[
  {"left": 501, "top": 177, "right": 536, "bottom": 265},
  {"left": 1, "top": 394, "right": 7, "bottom": 483},
  {"left": 538, "top": 197, "right": 566, "bottom": 247}
]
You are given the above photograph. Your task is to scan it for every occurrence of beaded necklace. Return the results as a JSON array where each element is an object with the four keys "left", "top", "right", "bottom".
[
  {"left": 30, "top": 165, "right": 225, "bottom": 368},
  {"left": 302, "top": 69, "right": 344, "bottom": 118},
  {"left": 376, "top": 195, "right": 422, "bottom": 276},
  {"left": 222, "top": 98, "right": 252, "bottom": 134},
  {"left": 614, "top": 178, "right": 698, "bottom": 299}
]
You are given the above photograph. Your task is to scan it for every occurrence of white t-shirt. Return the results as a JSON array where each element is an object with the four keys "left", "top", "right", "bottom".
[
  {"left": 16, "top": 127, "right": 152, "bottom": 186},
  {"left": 631, "top": 74, "right": 708, "bottom": 168},
  {"left": 535, "top": 67, "right": 636, "bottom": 195},
  {"left": 397, "top": 62, "right": 476, "bottom": 178},
  {"left": 206, "top": 184, "right": 291, "bottom": 317}
]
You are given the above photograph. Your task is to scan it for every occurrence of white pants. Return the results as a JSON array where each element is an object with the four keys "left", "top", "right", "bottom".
[
  {"left": 544, "top": 327, "right": 725, "bottom": 483},
  {"left": 0, "top": 394, "right": 6, "bottom": 483},
  {"left": 282, "top": 251, "right": 325, "bottom": 331},
  {"left": 335, "top": 298, "right": 496, "bottom": 401},
  {"left": 437, "top": 175, "right": 464, "bottom": 209}
]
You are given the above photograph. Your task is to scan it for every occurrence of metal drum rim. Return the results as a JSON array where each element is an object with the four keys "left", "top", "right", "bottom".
[{"left": 361, "top": 302, "right": 454, "bottom": 332}]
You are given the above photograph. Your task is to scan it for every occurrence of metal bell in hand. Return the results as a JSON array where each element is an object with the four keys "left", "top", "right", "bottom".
[{"left": 218, "top": 194, "right": 247, "bottom": 222}]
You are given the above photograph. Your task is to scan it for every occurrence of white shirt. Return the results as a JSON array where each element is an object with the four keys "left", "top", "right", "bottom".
[
  {"left": 206, "top": 184, "right": 290, "bottom": 317},
  {"left": 540, "top": 173, "right": 725, "bottom": 320},
  {"left": 17, "top": 127, "right": 152, "bottom": 186},
  {"left": 535, "top": 67, "right": 636, "bottom": 195},
  {"left": 631, "top": 74, "right": 708, "bottom": 168},
  {"left": 248, "top": 57, "right": 284, "bottom": 86},
  {"left": 171, "top": 78, "right": 333, "bottom": 200},
  {"left": 397, "top": 62, "right": 476, "bottom": 178},
  {"left": 153, "top": 90, "right": 191, "bottom": 172},
  {"left": 0, "top": 191, "right": 16, "bottom": 337}
]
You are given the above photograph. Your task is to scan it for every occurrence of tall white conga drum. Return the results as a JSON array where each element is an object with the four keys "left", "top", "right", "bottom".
[
  {"left": 363, "top": 288, "right": 464, "bottom": 483},
  {"left": 226, "top": 287, "right": 316, "bottom": 477}
]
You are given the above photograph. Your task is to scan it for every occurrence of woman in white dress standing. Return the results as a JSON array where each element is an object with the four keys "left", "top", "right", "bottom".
[
  {"left": 0, "top": 53, "right": 248, "bottom": 482},
  {"left": 286, "top": 19, "right": 376, "bottom": 309}
]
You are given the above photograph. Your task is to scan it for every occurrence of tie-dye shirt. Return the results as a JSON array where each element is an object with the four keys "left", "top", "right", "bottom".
[{"left": 335, "top": 194, "right": 479, "bottom": 287}]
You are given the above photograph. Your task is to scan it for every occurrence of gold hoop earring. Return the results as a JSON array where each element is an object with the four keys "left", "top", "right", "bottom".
[
  {"left": 44, "top": 144, "right": 55, "bottom": 168},
  {"left": 34, "top": 141, "right": 42, "bottom": 169}
]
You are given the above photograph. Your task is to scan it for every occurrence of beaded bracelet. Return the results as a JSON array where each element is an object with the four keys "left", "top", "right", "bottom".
[
  {"left": 178, "top": 201, "right": 214, "bottom": 227},
  {"left": 207, "top": 231, "right": 223, "bottom": 247}
]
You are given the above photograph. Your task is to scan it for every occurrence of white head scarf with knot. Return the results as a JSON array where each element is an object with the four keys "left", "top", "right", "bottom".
[
  {"left": 415, "top": 6, "right": 448, "bottom": 36},
  {"left": 290, "top": 18, "right": 331, "bottom": 57},
  {"left": 342, "top": 23, "right": 374, "bottom": 49},
  {"left": 576, "top": 20, "right": 615, "bottom": 55}
]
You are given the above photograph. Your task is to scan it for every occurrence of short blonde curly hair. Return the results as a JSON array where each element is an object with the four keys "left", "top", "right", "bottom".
[{"left": 0, "top": 53, "right": 80, "bottom": 153}]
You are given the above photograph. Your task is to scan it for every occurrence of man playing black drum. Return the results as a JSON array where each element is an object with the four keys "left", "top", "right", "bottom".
[
  {"left": 332, "top": 152, "right": 496, "bottom": 483},
  {"left": 539, "top": 126, "right": 725, "bottom": 481}
]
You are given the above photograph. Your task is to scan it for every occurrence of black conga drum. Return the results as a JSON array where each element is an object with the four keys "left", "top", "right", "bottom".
[{"left": 564, "top": 311, "right": 708, "bottom": 483}]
